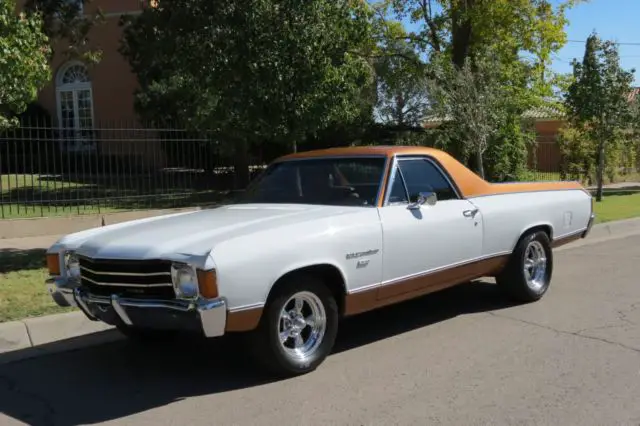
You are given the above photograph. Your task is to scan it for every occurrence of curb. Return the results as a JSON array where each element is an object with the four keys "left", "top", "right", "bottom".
[
  {"left": 1, "top": 217, "right": 640, "bottom": 365},
  {"left": 0, "top": 311, "right": 123, "bottom": 365}
]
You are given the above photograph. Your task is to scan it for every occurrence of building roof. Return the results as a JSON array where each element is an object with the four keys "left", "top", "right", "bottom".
[
  {"left": 423, "top": 87, "right": 640, "bottom": 126},
  {"left": 422, "top": 103, "right": 565, "bottom": 126}
]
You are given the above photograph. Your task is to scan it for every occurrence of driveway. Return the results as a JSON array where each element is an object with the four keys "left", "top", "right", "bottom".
[{"left": 0, "top": 235, "right": 639, "bottom": 425}]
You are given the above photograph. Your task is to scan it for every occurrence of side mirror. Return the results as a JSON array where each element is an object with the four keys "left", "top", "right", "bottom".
[{"left": 408, "top": 191, "right": 437, "bottom": 210}]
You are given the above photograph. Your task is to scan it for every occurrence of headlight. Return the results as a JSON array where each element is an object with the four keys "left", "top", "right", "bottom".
[
  {"left": 65, "top": 251, "right": 81, "bottom": 280},
  {"left": 171, "top": 264, "right": 198, "bottom": 299}
]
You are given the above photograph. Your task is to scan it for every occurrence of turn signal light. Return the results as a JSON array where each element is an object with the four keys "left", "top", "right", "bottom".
[
  {"left": 197, "top": 269, "right": 218, "bottom": 299},
  {"left": 46, "top": 253, "right": 60, "bottom": 275}
]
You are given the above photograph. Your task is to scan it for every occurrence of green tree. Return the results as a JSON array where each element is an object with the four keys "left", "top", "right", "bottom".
[
  {"left": 565, "top": 32, "right": 635, "bottom": 201},
  {"left": 427, "top": 54, "right": 507, "bottom": 178},
  {"left": 373, "top": 39, "right": 430, "bottom": 127},
  {"left": 382, "top": 0, "right": 582, "bottom": 92},
  {"left": 120, "top": 0, "right": 376, "bottom": 187},
  {"left": 23, "top": 0, "right": 104, "bottom": 63},
  {"left": 0, "top": 1, "right": 51, "bottom": 129},
  {"left": 376, "top": 0, "right": 583, "bottom": 179}
]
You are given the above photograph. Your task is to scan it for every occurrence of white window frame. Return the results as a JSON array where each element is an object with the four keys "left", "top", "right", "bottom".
[{"left": 55, "top": 60, "right": 96, "bottom": 153}]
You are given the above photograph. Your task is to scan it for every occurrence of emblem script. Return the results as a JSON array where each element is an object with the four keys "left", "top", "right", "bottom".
[{"left": 346, "top": 249, "right": 379, "bottom": 260}]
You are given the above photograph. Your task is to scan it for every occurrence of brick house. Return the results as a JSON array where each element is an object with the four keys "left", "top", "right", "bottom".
[
  {"left": 422, "top": 104, "right": 567, "bottom": 172},
  {"left": 19, "top": 1, "right": 147, "bottom": 130},
  {"left": 13, "top": 0, "right": 167, "bottom": 167}
]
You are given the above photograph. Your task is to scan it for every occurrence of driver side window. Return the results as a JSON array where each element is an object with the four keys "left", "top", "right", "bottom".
[{"left": 395, "top": 158, "right": 458, "bottom": 203}]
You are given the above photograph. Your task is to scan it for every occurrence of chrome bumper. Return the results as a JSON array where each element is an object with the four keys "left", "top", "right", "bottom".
[
  {"left": 46, "top": 277, "right": 227, "bottom": 338},
  {"left": 582, "top": 213, "right": 596, "bottom": 238}
]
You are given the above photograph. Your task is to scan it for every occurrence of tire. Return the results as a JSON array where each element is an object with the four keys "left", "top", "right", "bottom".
[
  {"left": 247, "top": 273, "right": 339, "bottom": 377},
  {"left": 496, "top": 230, "right": 553, "bottom": 303}
]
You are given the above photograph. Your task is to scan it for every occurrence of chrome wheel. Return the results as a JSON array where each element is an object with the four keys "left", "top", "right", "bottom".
[
  {"left": 524, "top": 240, "right": 547, "bottom": 291},
  {"left": 278, "top": 291, "right": 327, "bottom": 362}
]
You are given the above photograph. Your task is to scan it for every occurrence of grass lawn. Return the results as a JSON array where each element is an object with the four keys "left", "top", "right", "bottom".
[
  {"left": 0, "top": 249, "right": 73, "bottom": 323},
  {"left": 593, "top": 193, "right": 640, "bottom": 224}
]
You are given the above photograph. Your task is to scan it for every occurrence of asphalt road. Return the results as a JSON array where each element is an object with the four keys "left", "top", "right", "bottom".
[{"left": 1, "top": 235, "right": 639, "bottom": 426}]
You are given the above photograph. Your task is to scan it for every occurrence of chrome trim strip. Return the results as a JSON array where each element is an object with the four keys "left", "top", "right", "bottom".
[
  {"left": 374, "top": 156, "right": 392, "bottom": 208},
  {"left": 394, "top": 154, "right": 463, "bottom": 200},
  {"left": 80, "top": 266, "right": 171, "bottom": 277},
  {"left": 275, "top": 154, "right": 388, "bottom": 163},
  {"left": 466, "top": 188, "right": 586, "bottom": 199},
  {"left": 382, "top": 155, "right": 463, "bottom": 206},
  {"left": 81, "top": 275, "right": 173, "bottom": 288},
  {"left": 582, "top": 213, "right": 596, "bottom": 238},
  {"left": 48, "top": 278, "right": 229, "bottom": 337},
  {"left": 111, "top": 295, "right": 133, "bottom": 325},
  {"left": 382, "top": 155, "right": 400, "bottom": 206},
  {"left": 228, "top": 302, "right": 265, "bottom": 313},
  {"left": 554, "top": 226, "right": 589, "bottom": 242},
  {"left": 73, "top": 287, "right": 98, "bottom": 320},
  {"left": 383, "top": 251, "right": 511, "bottom": 287},
  {"left": 81, "top": 293, "right": 206, "bottom": 312},
  {"left": 348, "top": 251, "right": 512, "bottom": 294},
  {"left": 349, "top": 282, "right": 380, "bottom": 294}
]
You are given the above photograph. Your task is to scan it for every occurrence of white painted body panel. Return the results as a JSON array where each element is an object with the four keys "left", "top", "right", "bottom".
[
  {"left": 467, "top": 188, "right": 593, "bottom": 256},
  {"left": 48, "top": 204, "right": 385, "bottom": 310},
  {"left": 211, "top": 205, "right": 382, "bottom": 310},
  {"left": 47, "top": 184, "right": 592, "bottom": 313},
  {"left": 376, "top": 199, "right": 483, "bottom": 285}
]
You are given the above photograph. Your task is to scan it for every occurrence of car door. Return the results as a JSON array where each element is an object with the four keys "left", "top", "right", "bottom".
[{"left": 376, "top": 155, "right": 484, "bottom": 300}]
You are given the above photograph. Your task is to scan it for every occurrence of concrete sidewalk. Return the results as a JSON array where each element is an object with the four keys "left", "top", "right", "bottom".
[{"left": 1, "top": 216, "right": 640, "bottom": 365}]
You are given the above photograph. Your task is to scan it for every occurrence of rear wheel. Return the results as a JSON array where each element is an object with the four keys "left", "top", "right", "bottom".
[
  {"left": 496, "top": 230, "right": 553, "bottom": 303},
  {"left": 247, "top": 274, "right": 339, "bottom": 377}
]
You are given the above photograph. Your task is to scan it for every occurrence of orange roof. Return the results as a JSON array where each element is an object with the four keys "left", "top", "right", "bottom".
[
  {"left": 277, "top": 145, "right": 443, "bottom": 160},
  {"left": 275, "top": 145, "right": 586, "bottom": 201}
]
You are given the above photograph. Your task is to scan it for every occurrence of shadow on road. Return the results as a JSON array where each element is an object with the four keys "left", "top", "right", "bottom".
[{"left": 0, "top": 280, "right": 519, "bottom": 425}]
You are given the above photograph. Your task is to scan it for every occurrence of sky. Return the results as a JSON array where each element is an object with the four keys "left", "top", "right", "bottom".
[
  {"left": 552, "top": 0, "right": 640, "bottom": 85},
  {"left": 397, "top": 0, "right": 640, "bottom": 85}
]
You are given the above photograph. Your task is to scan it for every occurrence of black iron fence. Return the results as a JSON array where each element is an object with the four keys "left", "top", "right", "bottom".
[
  {"left": 2, "top": 122, "right": 636, "bottom": 219},
  {"left": 0, "top": 123, "right": 269, "bottom": 219}
]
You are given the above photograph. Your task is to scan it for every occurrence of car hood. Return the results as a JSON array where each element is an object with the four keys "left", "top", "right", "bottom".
[{"left": 69, "top": 204, "right": 365, "bottom": 261}]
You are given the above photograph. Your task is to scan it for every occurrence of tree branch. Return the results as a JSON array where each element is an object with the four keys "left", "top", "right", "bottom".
[{"left": 420, "top": 0, "right": 441, "bottom": 52}]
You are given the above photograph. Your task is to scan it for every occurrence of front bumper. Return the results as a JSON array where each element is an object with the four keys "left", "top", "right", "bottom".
[
  {"left": 46, "top": 277, "right": 227, "bottom": 338},
  {"left": 581, "top": 213, "right": 596, "bottom": 239}
]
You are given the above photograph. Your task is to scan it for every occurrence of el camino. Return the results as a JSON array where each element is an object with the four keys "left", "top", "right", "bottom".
[{"left": 45, "top": 146, "right": 595, "bottom": 376}]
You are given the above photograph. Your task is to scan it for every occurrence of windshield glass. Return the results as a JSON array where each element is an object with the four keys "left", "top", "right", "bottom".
[{"left": 237, "top": 156, "right": 387, "bottom": 207}]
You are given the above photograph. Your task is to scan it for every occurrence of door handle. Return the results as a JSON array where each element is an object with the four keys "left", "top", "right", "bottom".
[{"left": 463, "top": 208, "right": 479, "bottom": 218}]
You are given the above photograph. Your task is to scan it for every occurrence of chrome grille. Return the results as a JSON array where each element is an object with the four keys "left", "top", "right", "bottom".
[{"left": 78, "top": 256, "right": 175, "bottom": 299}]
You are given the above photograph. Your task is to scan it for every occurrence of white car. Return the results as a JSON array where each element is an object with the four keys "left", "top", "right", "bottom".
[{"left": 45, "top": 146, "right": 595, "bottom": 376}]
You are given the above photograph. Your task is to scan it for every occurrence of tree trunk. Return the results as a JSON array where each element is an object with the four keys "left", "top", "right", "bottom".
[
  {"left": 234, "top": 139, "right": 250, "bottom": 190},
  {"left": 596, "top": 138, "right": 605, "bottom": 202},
  {"left": 476, "top": 148, "right": 485, "bottom": 179},
  {"left": 451, "top": 0, "right": 475, "bottom": 69}
]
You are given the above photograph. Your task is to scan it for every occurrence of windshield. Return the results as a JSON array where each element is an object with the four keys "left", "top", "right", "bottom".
[{"left": 237, "top": 156, "right": 387, "bottom": 207}]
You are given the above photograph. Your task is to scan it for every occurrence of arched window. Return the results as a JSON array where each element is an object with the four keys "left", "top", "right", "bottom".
[{"left": 56, "top": 61, "right": 95, "bottom": 152}]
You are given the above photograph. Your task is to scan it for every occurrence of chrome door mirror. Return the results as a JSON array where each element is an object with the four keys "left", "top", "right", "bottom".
[{"left": 408, "top": 191, "right": 437, "bottom": 210}]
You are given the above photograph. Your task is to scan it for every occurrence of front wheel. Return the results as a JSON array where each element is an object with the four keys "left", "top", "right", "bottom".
[
  {"left": 247, "top": 275, "right": 339, "bottom": 377},
  {"left": 496, "top": 230, "right": 553, "bottom": 303}
]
